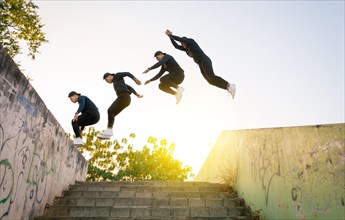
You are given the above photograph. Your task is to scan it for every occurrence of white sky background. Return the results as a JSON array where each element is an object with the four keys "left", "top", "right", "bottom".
[{"left": 15, "top": 0, "right": 344, "bottom": 175}]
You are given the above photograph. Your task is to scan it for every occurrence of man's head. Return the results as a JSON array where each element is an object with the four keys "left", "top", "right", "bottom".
[
  {"left": 68, "top": 91, "right": 80, "bottom": 103},
  {"left": 154, "top": 51, "right": 166, "bottom": 61},
  {"left": 103, "top": 72, "right": 114, "bottom": 83}
]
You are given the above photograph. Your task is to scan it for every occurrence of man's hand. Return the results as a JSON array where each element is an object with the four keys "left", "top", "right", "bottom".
[
  {"left": 145, "top": 80, "right": 151, "bottom": 85},
  {"left": 165, "top": 29, "right": 172, "bottom": 37},
  {"left": 136, "top": 94, "right": 143, "bottom": 98},
  {"left": 72, "top": 113, "right": 78, "bottom": 122},
  {"left": 143, "top": 68, "right": 150, "bottom": 74},
  {"left": 134, "top": 78, "right": 142, "bottom": 85}
]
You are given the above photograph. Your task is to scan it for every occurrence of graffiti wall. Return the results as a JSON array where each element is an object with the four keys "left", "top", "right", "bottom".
[
  {"left": 0, "top": 44, "right": 88, "bottom": 219},
  {"left": 196, "top": 124, "right": 345, "bottom": 219}
]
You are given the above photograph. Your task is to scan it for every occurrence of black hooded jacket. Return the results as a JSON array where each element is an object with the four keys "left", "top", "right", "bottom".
[
  {"left": 112, "top": 72, "right": 136, "bottom": 96},
  {"left": 148, "top": 54, "right": 184, "bottom": 81},
  {"left": 169, "top": 35, "right": 207, "bottom": 63}
]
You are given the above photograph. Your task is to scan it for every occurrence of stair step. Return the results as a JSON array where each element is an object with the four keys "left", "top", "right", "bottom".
[
  {"left": 35, "top": 217, "right": 252, "bottom": 220},
  {"left": 44, "top": 205, "right": 247, "bottom": 218},
  {"left": 74, "top": 181, "right": 223, "bottom": 187},
  {"left": 54, "top": 197, "right": 243, "bottom": 207},
  {"left": 62, "top": 190, "right": 237, "bottom": 199},
  {"left": 68, "top": 185, "right": 231, "bottom": 193}
]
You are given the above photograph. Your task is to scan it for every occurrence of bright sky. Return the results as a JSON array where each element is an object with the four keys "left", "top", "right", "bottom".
[{"left": 16, "top": 1, "right": 344, "bottom": 175}]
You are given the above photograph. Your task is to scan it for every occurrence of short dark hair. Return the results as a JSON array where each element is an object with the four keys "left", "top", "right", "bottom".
[
  {"left": 103, "top": 72, "right": 112, "bottom": 79},
  {"left": 154, "top": 51, "right": 166, "bottom": 57},
  {"left": 68, "top": 91, "right": 80, "bottom": 97}
]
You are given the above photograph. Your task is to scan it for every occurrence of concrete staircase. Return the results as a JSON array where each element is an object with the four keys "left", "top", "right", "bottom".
[{"left": 35, "top": 181, "right": 252, "bottom": 220}]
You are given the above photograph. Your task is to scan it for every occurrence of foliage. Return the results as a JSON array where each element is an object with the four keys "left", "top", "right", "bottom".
[
  {"left": 0, "top": 0, "right": 48, "bottom": 59},
  {"left": 244, "top": 201, "right": 263, "bottom": 220},
  {"left": 77, "top": 127, "right": 194, "bottom": 181},
  {"left": 219, "top": 162, "right": 238, "bottom": 190}
]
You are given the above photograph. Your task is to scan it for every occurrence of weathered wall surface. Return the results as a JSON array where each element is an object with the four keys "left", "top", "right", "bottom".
[
  {"left": 196, "top": 124, "right": 345, "bottom": 220},
  {"left": 0, "top": 44, "right": 88, "bottom": 219}
]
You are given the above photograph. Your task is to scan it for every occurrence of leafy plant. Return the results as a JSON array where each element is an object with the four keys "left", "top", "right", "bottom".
[
  {"left": 76, "top": 127, "right": 194, "bottom": 181},
  {"left": 245, "top": 201, "right": 263, "bottom": 220},
  {"left": 0, "top": 0, "right": 48, "bottom": 59},
  {"left": 219, "top": 162, "right": 238, "bottom": 190}
]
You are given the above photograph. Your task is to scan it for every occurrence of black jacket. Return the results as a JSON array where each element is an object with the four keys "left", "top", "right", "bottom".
[
  {"left": 112, "top": 72, "right": 136, "bottom": 96},
  {"left": 169, "top": 35, "right": 207, "bottom": 63},
  {"left": 149, "top": 54, "right": 184, "bottom": 81},
  {"left": 76, "top": 95, "right": 98, "bottom": 114}
]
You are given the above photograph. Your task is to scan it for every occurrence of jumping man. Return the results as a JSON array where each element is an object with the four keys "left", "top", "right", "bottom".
[
  {"left": 165, "top": 29, "right": 236, "bottom": 99},
  {"left": 97, "top": 72, "right": 143, "bottom": 140},
  {"left": 68, "top": 91, "right": 100, "bottom": 146},
  {"left": 143, "top": 51, "right": 185, "bottom": 104}
]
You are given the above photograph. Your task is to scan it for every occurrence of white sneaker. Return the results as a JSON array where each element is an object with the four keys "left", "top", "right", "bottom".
[
  {"left": 97, "top": 128, "right": 113, "bottom": 140},
  {"left": 175, "top": 86, "right": 184, "bottom": 104},
  {"left": 227, "top": 83, "right": 236, "bottom": 99},
  {"left": 97, "top": 134, "right": 111, "bottom": 140},
  {"left": 74, "top": 137, "right": 84, "bottom": 146}
]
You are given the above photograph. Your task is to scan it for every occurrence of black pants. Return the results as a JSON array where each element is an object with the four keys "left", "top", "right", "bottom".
[
  {"left": 158, "top": 71, "right": 185, "bottom": 95},
  {"left": 198, "top": 56, "right": 229, "bottom": 90},
  {"left": 72, "top": 111, "right": 100, "bottom": 137},
  {"left": 107, "top": 92, "right": 131, "bottom": 128}
]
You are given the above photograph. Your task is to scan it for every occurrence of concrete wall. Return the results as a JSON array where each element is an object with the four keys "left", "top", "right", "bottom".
[
  {"left": 0, "top": 44, "right": 88, "bottom": 219},
  {"left": 196, "top": 124, "right": 345, "bottom": 220}
]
